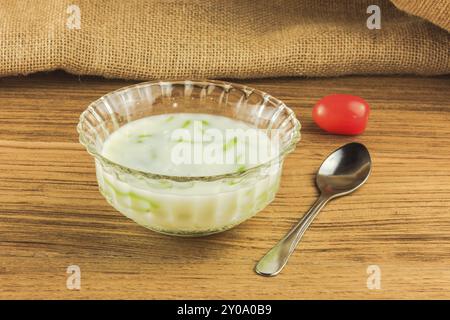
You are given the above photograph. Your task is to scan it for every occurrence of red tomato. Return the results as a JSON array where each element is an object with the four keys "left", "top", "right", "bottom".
[{"left": 312, "top": 94, "right": 370, "bottom": 135}]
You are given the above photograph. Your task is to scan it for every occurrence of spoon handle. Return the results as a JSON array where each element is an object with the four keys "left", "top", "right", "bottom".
[{"left": 255, "top": 194, "right": 329, "bottom": 276}]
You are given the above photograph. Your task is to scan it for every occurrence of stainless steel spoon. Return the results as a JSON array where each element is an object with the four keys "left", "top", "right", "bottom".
[{"left": 255, "top": 142, "right": 372, "bottom": 276}]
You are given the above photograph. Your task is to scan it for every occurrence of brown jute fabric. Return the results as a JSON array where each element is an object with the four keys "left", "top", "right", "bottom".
[{"left": 0, "top": 0, "right": 449, "bottom": 80}]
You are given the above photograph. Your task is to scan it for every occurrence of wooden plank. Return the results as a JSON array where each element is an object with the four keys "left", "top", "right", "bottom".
[{"left": 0, "top": 72, "right": 449, "bottom": 299}]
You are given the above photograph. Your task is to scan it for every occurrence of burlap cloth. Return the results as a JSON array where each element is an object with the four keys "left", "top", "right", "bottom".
[{"left": 1, "top": 0, "right": 449, "bottom": 80}]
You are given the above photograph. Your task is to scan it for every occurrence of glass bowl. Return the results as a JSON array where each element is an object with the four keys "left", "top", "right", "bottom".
[{"left": 77, "top": 80, "right": 301, "bottom": 236}]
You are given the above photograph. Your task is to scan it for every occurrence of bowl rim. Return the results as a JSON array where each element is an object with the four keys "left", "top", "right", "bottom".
[{"left": 77, "top": 79, "right": 301, "bottom": 182}]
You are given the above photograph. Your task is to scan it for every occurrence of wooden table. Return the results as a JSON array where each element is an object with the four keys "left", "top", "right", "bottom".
[{"left": 0, "top": 72, "right": 449, "bottom": 299}]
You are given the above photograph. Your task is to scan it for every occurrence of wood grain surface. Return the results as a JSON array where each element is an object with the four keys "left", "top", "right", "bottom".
[{"left": 0, "top": 72, "right": 449, "bottom": 299}]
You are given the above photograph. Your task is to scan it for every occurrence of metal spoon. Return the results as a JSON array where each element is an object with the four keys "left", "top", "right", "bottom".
[{"left": 255, "top": 142, "right": 372, "bottom": 276}]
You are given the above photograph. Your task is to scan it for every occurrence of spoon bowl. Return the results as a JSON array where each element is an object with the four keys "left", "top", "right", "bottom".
[{"left": 316, "top": 142, "right": 372, "bottom": 198}]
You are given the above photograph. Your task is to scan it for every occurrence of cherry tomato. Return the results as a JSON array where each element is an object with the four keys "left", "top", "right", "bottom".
[{"left": 312, "top": 94, "right": 370, "bottom": 135}]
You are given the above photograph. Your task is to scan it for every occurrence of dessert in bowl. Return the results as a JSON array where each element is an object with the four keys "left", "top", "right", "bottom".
[{"left": 77, "top": 80, "right": 301, "bottom": 236}]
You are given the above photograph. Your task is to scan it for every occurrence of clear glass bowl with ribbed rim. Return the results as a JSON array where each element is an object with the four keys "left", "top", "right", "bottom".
[{"left": 77, "top": 80, "right": 301, "bottom": 236}]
